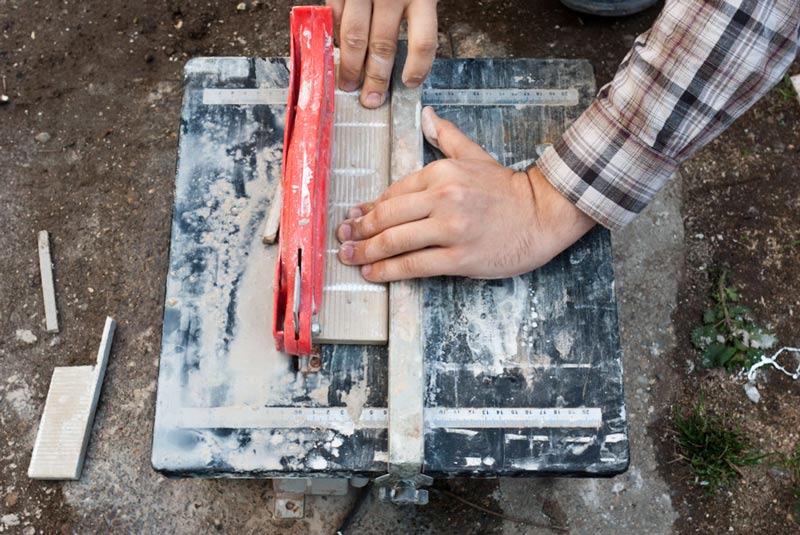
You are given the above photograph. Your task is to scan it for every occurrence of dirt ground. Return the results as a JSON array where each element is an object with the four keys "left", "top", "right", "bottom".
[
  {"left": 653, "top": 61, "right": 800, "bottom": 534},
  {"left": 1, "top": 0, "right": 799, "bottom": 533}
]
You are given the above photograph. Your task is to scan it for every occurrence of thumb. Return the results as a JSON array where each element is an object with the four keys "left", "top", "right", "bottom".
[{"left": 421, "top": 106, "right": 494, "bottom": 162}]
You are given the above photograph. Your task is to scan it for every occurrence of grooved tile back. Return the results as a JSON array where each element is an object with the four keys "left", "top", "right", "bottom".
[{"left": 316, "top": 92, "right": 390, "bottom": 345}]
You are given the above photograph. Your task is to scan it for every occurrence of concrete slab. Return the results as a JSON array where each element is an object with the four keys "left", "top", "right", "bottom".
[{"left": 494, "top": 174, "right": 684, "bottom": 534}]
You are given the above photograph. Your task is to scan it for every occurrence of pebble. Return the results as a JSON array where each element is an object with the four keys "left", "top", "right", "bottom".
[
  {"left": 0, "top": 514, "right": 20, "bottom": 529},
  {"left": 768, "top": 468, "right": 790, "bottom": 479},
  {"left": 743, "top": 381, "right": 761, "bottom": 403},
  {"left": 34, "top": 132, "right": 51, "bottom": 143},
  {"left": 236, "top": 2, "right": 246, "bottom": 10}
]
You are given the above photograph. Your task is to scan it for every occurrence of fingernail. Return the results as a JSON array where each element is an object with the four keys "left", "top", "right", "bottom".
[
  {"left": 340, "top": 242, "right": 354, "bottom": 261},
  {"left": 360, "top": 264, "right": 372, "bottom": 277},
  {"left": 347, "top": 206, "right": 363, "bottom": 219},
  {"left": 338, "top": 223, "right": 352, "bottom": 241},
  {"left": 364, "top": 92, "right": 385, "bottom": 108},
  {"left": 402, "top": 74, "right": 424, "bottom": 89},
  {"left": 421, "top": 106, "right": 439, "bottom": 149},
  {"left": 341, "top": 81, "right": 358, "bottom": 92}
]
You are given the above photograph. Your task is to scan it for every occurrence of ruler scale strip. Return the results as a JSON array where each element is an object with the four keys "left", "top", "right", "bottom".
[
  {"left": 201, "top": 87, "right": 579, "bottom": 108},
  {"left": 422, "top": 87, "right": 579, "bottom": 106},
  {"left": 202, "top": 88, "right": 288, "bottom": 105},
  {"left": 176, "top": 406, "right": 603, "bottom": 430}
]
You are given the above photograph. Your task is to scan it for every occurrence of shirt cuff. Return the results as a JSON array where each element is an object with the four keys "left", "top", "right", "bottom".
[{"left": 536, "top": 97, "right": 678, "bottom": 231}]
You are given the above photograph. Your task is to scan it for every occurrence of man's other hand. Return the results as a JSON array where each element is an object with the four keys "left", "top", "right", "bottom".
[
  {"left": 326, "top": 0, "right": 438, "bottom": 108},
  {"left": 335, "top": 107, "right": 597, "bottom": 282}
]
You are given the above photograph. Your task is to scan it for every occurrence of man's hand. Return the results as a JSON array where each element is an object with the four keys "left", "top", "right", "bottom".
[
  {"left": 336, "top": 107, "right": 596, "bottom": 282},
  {"left": 326, "top": 0, "right": 438, "bottom": 108}
]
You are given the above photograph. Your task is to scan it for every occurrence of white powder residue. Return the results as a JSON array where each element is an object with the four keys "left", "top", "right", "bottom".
[
  {"left": 1, "top": 514, "right": 20, "bottom": 529},
  {"left": 444, "top": 428, "right": 479, "bottom": 437},
  {"left": 15, "top": 329, "right": 37, "bottom": 344},
  {"left": 168, "top": 116, "right": 331, "bottom": 411},
  {"left": 603, "top": 433, "right": 626, "bottom": 444},
  {"left": 300, "top": 146, "right": 312, "bottom": 216},
  {"left": 462, "top": 276, "right": 528, "bottom": 375},
  {"left": 554, "top": 329, "right": 574, "bottom": 360},
  {"left": 4, "top": 376, "right": 35, "bottom": 421},
  {"left": 307, "top": 454, "right": 328, "bottom": 470},
  {"left": 185, "top": 57, "right": 250, "bottom": 79},
  {"left": 216, "top": 430, "right": 305, "bottom": 472},
  {"left": 297, "top": 79, "right": 312, "bottom": 110},
  {"left": 510, "top": 458, "right": 541, "bottom": 470}
]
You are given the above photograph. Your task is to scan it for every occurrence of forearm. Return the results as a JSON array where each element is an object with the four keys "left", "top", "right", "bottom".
[{"left": 538, "top": 0, "right": 800, "bottom": 230}]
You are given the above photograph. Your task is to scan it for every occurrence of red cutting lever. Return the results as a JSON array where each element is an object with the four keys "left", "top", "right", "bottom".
[{"left": 273, "top": 6, "right": 335, "bottom": 356}]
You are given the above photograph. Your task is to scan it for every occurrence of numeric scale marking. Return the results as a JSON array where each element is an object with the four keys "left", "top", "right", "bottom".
[
  {"left": 202, "top": 87, "right": 580, "bottom": 107},
  {"left": 178, "top": 406, "right": 602, "bottom": 430}
]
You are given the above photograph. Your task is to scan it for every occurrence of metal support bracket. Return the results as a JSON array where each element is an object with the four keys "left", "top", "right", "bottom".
[{"left": 375, "top": 471, "right": 433, "bottom": 505}]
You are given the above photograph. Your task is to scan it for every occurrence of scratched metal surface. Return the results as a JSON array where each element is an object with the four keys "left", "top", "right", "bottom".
[{"left": 151, "top": 57, "right": 628, "bottom": 478}]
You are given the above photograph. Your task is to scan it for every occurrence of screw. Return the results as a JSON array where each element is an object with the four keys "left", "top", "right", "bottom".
[
  {"left": 311, "top": 322, "right": 321, "bottom": 336},
  {"left": 285, "top": 501, "right": 299, "bottom": 512},
  {"left": 309, "top": 355, "right": 322, "bottom": 369}
]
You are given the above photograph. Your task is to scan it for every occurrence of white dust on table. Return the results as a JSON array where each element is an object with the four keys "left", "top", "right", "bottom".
[
  {"left": 462, "top": 276, "right": 529, "bottom": 376},
  {"left": 554, "top": 328, "right": 575, "bottom": 360},
  {"left": 158, "top": 108, "right": 353, "bottom": 471},
  {"left": 171, "top": 115, "right": 329, "bottom": 409},
  {"left": 340, "top": 359, "right": 370, "bottom": 433}
]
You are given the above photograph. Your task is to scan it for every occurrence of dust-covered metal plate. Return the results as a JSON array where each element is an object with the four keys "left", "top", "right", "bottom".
[{"left": 152, "top": 56, "right": 628, "bottom": 478}]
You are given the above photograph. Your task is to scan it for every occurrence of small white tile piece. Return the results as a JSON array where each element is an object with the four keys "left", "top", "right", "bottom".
[
  {"left": 37, "top": 230, "right": 59, "bottom": 333},
  {"left": 262, "top": 183, "right": 282, "bottom": 244},
  {"left": 792, "top": 74, "right": 800, "bottom": 106},
  {"left": 28, "top": 317, "right": 116, "bottom": 480}
]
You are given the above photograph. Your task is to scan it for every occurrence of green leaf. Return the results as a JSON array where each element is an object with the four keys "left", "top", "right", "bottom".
[
  {"left": 717, "top": 346, "right": 738, "bottom": 366},
  {"left": 701, "top": 343, "right": 727, "bottom": 368},
  {"left": 728, "top": 305, "right": 750, "bottom": 319},
  {"left": 691, "top": 325, "right": 718, "bottom": 349},
  {"left": 725, "top": 288, "right": 740, "bottom": 302},
  {"left": 703, "top": 308, "right": 717, "bottom": 324}
]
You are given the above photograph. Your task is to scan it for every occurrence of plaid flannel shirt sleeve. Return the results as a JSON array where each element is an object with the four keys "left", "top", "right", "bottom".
[{"left": 537, "top": 0, "right": 800, "bottom": 230}]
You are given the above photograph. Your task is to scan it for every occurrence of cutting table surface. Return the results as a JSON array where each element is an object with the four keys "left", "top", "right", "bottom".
[{"left": 151, "top": 56, "right": 629, "bottom": 478}]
